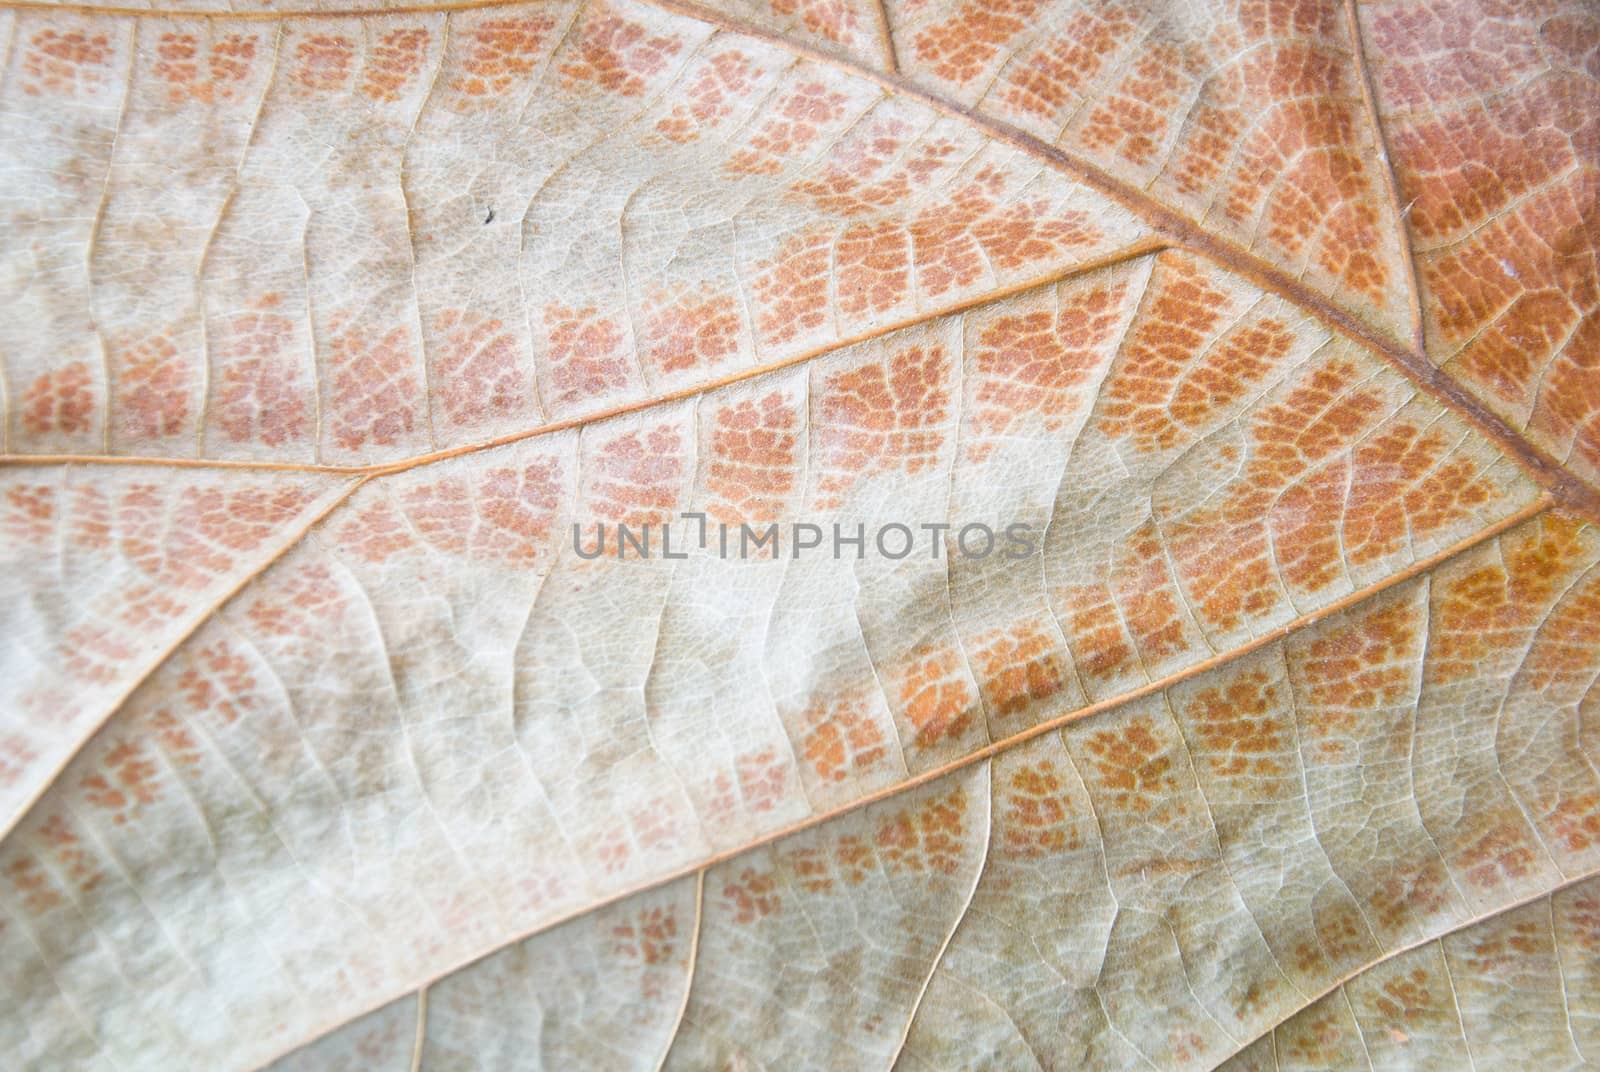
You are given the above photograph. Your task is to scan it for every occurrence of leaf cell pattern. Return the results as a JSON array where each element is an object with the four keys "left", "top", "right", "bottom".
[{"left": 0, "top": 0, "right": 1597, "bottom": 1069}]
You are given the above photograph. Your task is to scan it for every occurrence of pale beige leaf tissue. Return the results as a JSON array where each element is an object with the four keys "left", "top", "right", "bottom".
[{"left": 0, "top": 0, "right": 1597, "bottom": 1067}]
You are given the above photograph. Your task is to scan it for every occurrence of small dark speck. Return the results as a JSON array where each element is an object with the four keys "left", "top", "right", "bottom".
[{"left": 483, "top": 207, "right": 495, "bottom": 225}]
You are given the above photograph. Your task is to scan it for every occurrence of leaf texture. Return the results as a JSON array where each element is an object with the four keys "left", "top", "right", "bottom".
[{"left": 0, "top": 0, "right": 1596, "bottom": 1068}]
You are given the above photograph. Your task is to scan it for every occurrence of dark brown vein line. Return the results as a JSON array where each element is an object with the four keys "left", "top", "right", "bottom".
[
  {"left": 246, "top": 492, "right": 1556, "bottom": 1071},
  {"left": 1206, "top": 867, "right": 1600, "bottom": 1071}
]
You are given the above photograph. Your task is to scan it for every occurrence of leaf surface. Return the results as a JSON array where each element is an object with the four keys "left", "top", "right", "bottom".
[{"left": 0, "top": 0, "right": 1596, "bottom": 1068}]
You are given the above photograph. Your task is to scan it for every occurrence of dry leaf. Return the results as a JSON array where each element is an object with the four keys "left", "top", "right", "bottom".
[{"left": 1, "top": 0, "right": 1597, "bottom": 1067}]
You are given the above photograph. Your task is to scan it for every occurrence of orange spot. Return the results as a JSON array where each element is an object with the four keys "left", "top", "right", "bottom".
[
  {"left": 875, "top": 786, "right": 968, "bottom": 875},
  {"left": 629, "top": 796, "right": 686, "bottom": 858},
  {"left": 65, "top": 484, "right": 315, "bottom": 627},
  {"left": 175, "top": 642, "right": 257, "bottom": 727},
  {"left": 703, "top": 748, "right": 791, "bottom": 824},
  {"left": 895, "top": 645, "right": 976, "bottom": 749},
  {"left": 245, "top": 563, "right": 345, "bottom": 639},
  {"left": 611, "top": 904, "right": 680, "bottom": 990},
  {"left": 1523, "top": 571, "right": 1600, "bottom": 695},
  {"left": 1060, "top": 520, "right": 1191, "bottom": 685},
  {"left": 1078, "top": 39, "right": 1197, "bottom": 167},
  {"left": 1348, "top": 423, "right": 1495, "bottom": 563},
  {"left": 1457, "top": 815, "right": 1542, "bottom": 890},
  {"left": 1291, "top": 595, "right": 1420, "bottom": 754},
  {"left": 1082, "top": 717, "right": 1179, "bottom": 813},
  {"left": 6, "top": 855, "right": 62, "bottom": 915},
  {"left": 1205, "top": 46, "right": 1387, "bottom": 298},
  {"left": 1460, "top": 916, "right": 1545, "bottom": 975},
  {"left": 421, "top": 459, "right": 562, "bottom": 564},
  {"left": 974, "top": 199, "right": 1097, "bottom": 271},
  {"left": 836, "top": 220, "right": 910, "bottom": 318},
  {"left": 558, "top": 5, "right": 682, "bottom": 98},
  {"left": 450, "top": 17, "right": 554, "bottom": 99},
  {"left": 22, "top": 28, "right": 113, "bottom": 97},
  {"left": 638, "top": 286, "right": 741, "bottom": 374},
  {"left": 997, "top": 5, "right": 1136, "bottom": 118},
  {"left": 1099, "top": 256, "right": 1289, "bottom": 453},
  {"left": 293, "top": 34, "right": 355, "bottom": 93},
  {"left": 153, "top": 32, "right": 259, "bottom": 104},
  {"left": 81, "top": 739, "right": 161, "bottom": 824},
  {"left": 361, "top": 28, "right": 430, "bottom": 102},
  {"left": 214, "top": 297, "right": 310, "bottom": 449},
  {"left": 912, "top": 0, "right": 1042, "bottom": 85},
  {"left": 656, "top": 50, "right": 754, "bottom": 142},
  {"left": 1564, "top": 888, "right": 1600, "bottom": 954},
  {"left": 2, "top": 485, "right": 55, "bottom": 545},
  {"left": 833, "top": 834, "right": 873, "bottom": 886},
  {"left": 770, "top": 0, "right": 860, "bottom": 43},
  {"left": 999, "top": 761, "right": 1075, "bottom": 858},
  {"left": 432, "top": 310, "right": 527, "bottom": 426},
  {"left": 1372, "top": 967, "right": 1434, "bottom": 1023},
  {"left": 799, "top": 697, "right": 889, "bottom": 783},
  {"left": 337, "top": 499, "right": 417, "bottom": 564},
  {"left": 0, "top": 736, "right": 40, "bottom": 791},
  {"left": 1295, "top": 905, "right": 1370, "bottom": 975},
  {"left": 1370, "top": 10, "right": 1600, "bottom": 479},
  {"left": 907, "top": 172, "right": 999, "bottom": 296},
  {"left": 814, "top": 343, "right": 951, "bottom": 506},
  {"left": 967, "top": 281, "right": 1128, "bottom": 454},
  {"left": 543, "top": 303, "right": 633, "bottom": 411},
  {"left": 787, "top": 844, "right": 836, "bottom": 893},
  {"left": 36, "top": 816, "right": 100, "bottom": 896},
  {"left": 1060, "top": 586, "right": 1133, "bottom": 681},
  {"left": 1181, "top": 667, "right": 1284, "bottom": 778},
  {"left": 793, "top": 135, "right": 954, "bottom": 217},
  {"left": 328, "top": 325, "right": 423, "bottom": 452},
  {"left": 971, "top": 622, "right": 1068, "bottom": 720},
  {"left": 752, "top": 228, "right": 832, "bottom": 345},
  {"left": 21, "top": 363, "right": 96, "bottom": 438},
  {"left": 706, "top": 391, "right": 800, "bottom": 526},
  {"left": 727, "top": 80, "right": 849, "bottom": 175},
  {"left": 587, "top": 423, "right": 686, "bottom": 528},
  {"left": 1167, "top": 360, "right": 1386, "bottom": 631},
  {"left": 721, "top": 867, "right": 780, "bottom": 924},
  {"left": 114, "top": 331, "right": 191, "bottom": 443},
  {"left": 1431, "top": 513, "right": 1591, "bottom": 685}
]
